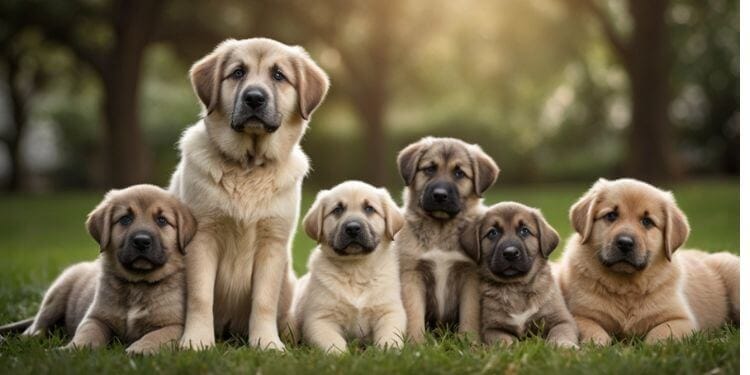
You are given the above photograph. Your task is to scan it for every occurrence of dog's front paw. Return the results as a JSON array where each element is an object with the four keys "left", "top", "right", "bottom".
[
  {"left": 249, "top": 333, "right": 285, "bottom": 351},
  {"left": 550, "top": 338, "right": 579, "bottom": 350},
  {"left": 179, "top": 334, "right": 215, "bottom": 351},
  {"left": 126, "top": 343, "right": 160, "bottom": 356}
]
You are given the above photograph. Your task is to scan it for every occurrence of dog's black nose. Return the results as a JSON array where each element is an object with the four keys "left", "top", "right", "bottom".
[
  {"left": 344, "top": 222, "right": 362, "bottom": 237},
  {"left": 243, "top": 89, "right": 267, "bottom": 110},
  {"left": 615, "top": 235, "right": 635, "bottom": 252},
  {"left": 132, "top": 234, "right": 152, "bottom": 251},
  {"left": 432, "top": 188, "right": 448, "bottom": 203},
  {"left": 502, "top": 246, "right": 521, "bottom": 260}
]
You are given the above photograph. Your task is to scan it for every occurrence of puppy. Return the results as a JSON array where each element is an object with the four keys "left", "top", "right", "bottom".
[
  {"left": 169, "top": 38, "right": 329, "bottom": 350},
  {"left": 292, "top": 181, "right": 406, "bottom": 353},
  {"left": 557, "top": 178, "right": 740, "bottom": 345},
  {"left": 460, "top": 202, "right": 577, "bottom": 348},
  {"left": 0, "top": 185, "right": 197, "bottom": 355},
  {"left": 395, "top": 137, "right": 500, "bottom": 342}
]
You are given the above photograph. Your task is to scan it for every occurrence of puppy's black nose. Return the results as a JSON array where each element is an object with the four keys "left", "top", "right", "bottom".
[
  {"left": 132, "top": 234, "right": 152, "bottom": 251},
  {"left": 344, "top": 222, "right": 362, "bottom": 237},
  {"left": 615, "top": 235, "right": 635, "bottom": 253},
  {"left": 432, "top": 188, "right": 448, "bottom": 203},
  {"left": 503, "top": 246, "right": 521, "bottom": 261},
  {"left": 243, "top": 89, "right": 267, "bottom": 110}
]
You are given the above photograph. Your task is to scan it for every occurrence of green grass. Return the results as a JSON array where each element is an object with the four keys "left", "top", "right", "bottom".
[{"left": 0, "top": 179, "right": 739, "bottom": 374}]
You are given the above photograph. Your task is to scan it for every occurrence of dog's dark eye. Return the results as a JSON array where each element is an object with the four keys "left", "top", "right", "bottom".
[
  {"left": 156, "top": 216, "right": 169, "bottom": 227},
  {"left": 363, "top": 204, "right": 375, "bottom": 215},
  {"left": 641, "top": 217, "right": 654, "bottom": 229},
  {"left": 332, "top": 204, "right": 345, "bottom": 215},
  {"left": 453, "top": 168, "right": 466, "bottom": 179},
  {"left": 422, "top": 165, "right": 437, "bottom": 176},
  {"left": 272, "top": 68, "right": 286, "bottom": 82},
  {"left": 118, "top": 215, "right": 133, "bottom": 226},
  {"left": 518, "top": 226, "right": 532, "bottom": 238},
  {"left": 486, "top": 227, "right": 499, "bottom": 240},
  {"left": 605, "top": 211, "right": 618, "bottom": 222},
  {"left": 231, "top": 67, "right": 245, "bottom": 80}
]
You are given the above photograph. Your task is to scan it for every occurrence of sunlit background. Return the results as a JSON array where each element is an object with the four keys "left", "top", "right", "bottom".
[{"left": 0, "top": 0, "right": 739, "bottom": 192}]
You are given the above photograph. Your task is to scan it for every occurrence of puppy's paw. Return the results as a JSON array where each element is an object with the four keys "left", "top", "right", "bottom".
[
  {"left": 179, "top": 335, "right": 215, "bottom": 351},
  {"left": 375, "top": 336, "right": 404, "bottom": 350},
  {"left": 249, "top": 333, "right": 285, "bottom": 351},
  {"left": 580, "top": 333, "right": 611, "bottom": 347},
  {"left": 550, "top": 338, "right": 579, "bottom": 350}
]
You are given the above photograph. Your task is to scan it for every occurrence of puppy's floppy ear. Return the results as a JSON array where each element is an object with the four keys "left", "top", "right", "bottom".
[
  {"left": 303, "top": 190, "right": 329, "bottom": 243},
  {"left": 174, "top": 201, "right": 198, "bottom": 255},
  {"left": 378, "top": 188, "right": 404, "bottom": 240},
  {"left": 459, "top": 219, "right": 482, "bottom": 264},
  {"left": 662, "top": 193, "right": 690, "bottom": 262},
  {"left": 532, "top": 208, "right": 560, "bottom": 259},
  {"left": 190, "top": 40, "right": 232, "bottom": 115},
  {"left": 570, "top": 178, "right": 606, "bottom": 244},
  {"left": 86, "top": 191, "right": 116, "bottom": 252},
  {"left": 293, "top": 47, "right": 330, "bottom": 120},
  {"left": 469, "top": 145, "right": 500, "bottom": 197},
  {"left": 397, "top": 138, "right": 429, "bottom": 186}
]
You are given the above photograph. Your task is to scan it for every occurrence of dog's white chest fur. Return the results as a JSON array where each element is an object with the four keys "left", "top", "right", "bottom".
[
  {"left": 421, "top": 249, "right": 471, "bottom": 317},
  {"left": 508, "top": 306, "right": 538, "bottom": 329}
]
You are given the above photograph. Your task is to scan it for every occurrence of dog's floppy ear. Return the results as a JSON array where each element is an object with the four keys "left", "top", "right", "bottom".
[
  {"left": 293, "top": 47, "right": 330, "bottom": 120},
  {"left": 190, "top": 40, "right": 232, "bottom": 115},
  {"left": 459, "top": 219, "right": 482, "bottom": 264},
  {"left": 86, "top": 191, "right": 116, "bottom": 252},
  {"left": 378, "top": 188, "right": 404, "bottom": 240},
  {"left": 303, "top": 190, "right": 329, "bottom": 243},
  {"left": 175, "top": 201, "right": 198, "bottom": 255},
  {"left": 662, "top": 193, "right": 690, "bottom": 262},
  {"left": 469, "top": 145, "right": 500, "bottom": 197},
  {"left": 532, "top": 208, "right": 560, "bottom": 258},
  {"left": 570, "top": 179, "right": 606, "bottom": 244},
  {"left": 397, "top": 138, "right": 429, "bottom": 186}
]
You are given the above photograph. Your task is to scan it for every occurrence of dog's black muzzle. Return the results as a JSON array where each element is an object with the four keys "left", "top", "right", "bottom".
[
  {"left": 331, "top": 219, "right": 378, "bottom": 256},
  {"left": 230, "top": 86, "right": 281, "bottom": 133},
  {"left": 420, "top": 181, "right": 461, "bottom": 219},
  {"left": 489, "top": 240, "right": 532, "bottom": 278},
  {"left": 118, "top": 231, "right": 167, "bottom": 273}
]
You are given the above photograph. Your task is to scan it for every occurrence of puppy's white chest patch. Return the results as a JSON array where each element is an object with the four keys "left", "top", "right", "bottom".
[
  {"left": 420, "top": 249, "right": 471, "bottom": 317},
  {"left": 509, "top": 306, "right": 538, "bottom": 329},
  {"left": 126, "top": 306, "right": 148, "bottom": 333}
]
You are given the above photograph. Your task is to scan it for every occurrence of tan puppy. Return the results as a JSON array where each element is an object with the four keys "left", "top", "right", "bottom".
[
  {"left": 169, "top": 38, "right": 329, "bottom": 350},
  {"left": 557, "top": 178, "right": 740, "bottom": 345},
  {"left": 292, "top": 181, "right": 405, "bottom": 353},
  {"left": 461, "top": 202, "right": 577, "bottom": 348},
  {"left": 395, "top": 137, "right": 500, "bottom": 342},
  {"left": 1, "top": 185, "right": 197, "bottom": 355}
]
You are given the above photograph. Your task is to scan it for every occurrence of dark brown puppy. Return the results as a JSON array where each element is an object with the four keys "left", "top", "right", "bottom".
[
  {"left": 395, "top": 136, "right": 500, "bottom": 342},
  {"left": 461, "top": 202, "right": 577, "bottom": 348},
  {"left": 4, "top": 185, "right": 197, "bottom": 355}
]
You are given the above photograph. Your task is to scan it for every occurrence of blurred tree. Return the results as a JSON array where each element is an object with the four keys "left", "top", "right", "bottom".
[{"left": 572, "top": 0, "right": 676, "bottom": 181}]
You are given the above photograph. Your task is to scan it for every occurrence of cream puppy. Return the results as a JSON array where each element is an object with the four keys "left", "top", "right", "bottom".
[{"left": 293, "top": 181, "right": 406, "bottom": 353}]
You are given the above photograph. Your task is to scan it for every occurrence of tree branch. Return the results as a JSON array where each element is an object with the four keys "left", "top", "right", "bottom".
[{"left": 577, "top": 0, "right": 631, "bottom": 65}]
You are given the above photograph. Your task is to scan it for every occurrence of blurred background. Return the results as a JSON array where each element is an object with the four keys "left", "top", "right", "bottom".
[{"left": 0, "top": 0, "right": 739, "bottom": 192}]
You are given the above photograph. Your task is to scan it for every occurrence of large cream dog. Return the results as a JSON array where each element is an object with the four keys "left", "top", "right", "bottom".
[
  {"left": 557, "top": 178, "right": 740, "bottom": 345},
  {"left": 292, "top": 181, "right": 406, "bottom": 353},
  {"left": 395, "top": 137, "right": 500, "bottom": 342},
  {"left": 0, "top": 185, "right": 197, "bottom": 355},
  {"left": 169, "top": 38, "right": 329, "bottom": 350}
]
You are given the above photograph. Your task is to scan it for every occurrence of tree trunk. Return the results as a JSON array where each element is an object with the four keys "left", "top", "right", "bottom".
[
  {"left": 5, "top": 56, "right": 25, "bottom": 191},
  {"left": 100, "top": 0, "right": 161, "bottom": 187},
  {"left": 356, "top": 89, "right": 387, "bottom": 186},
  {"left": 623, "top": 0, "right": 675, "bottom": 181}
]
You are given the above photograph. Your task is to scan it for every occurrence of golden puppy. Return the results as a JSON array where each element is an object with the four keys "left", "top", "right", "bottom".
[
  {"left": 395, "top": 137, "right": 500, "bottom": 342},
  {"left": 169, "top": 38, "right": 329, "bottom": 350},
  {"left": 557, "top": 178, "right": 739, "bottom": 345},
  {"left": 461, "top": 202, "right": 577, "bottom": 348},
  {"left": 292, "top": 181, "right": 405, "bottom": 353},
  {"left": 0, "top": 185, "right": 197, "bottom": 355}
]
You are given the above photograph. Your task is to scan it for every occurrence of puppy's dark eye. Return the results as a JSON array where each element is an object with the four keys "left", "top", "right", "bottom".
[
  {"left": 364, "top": 205, "right": 375, "bottom": 214},
  {"left": 518, "top": 226, "right": 532, "bottom": 237},
  {"left": 118, "top": 215, "right": 133, "bottom": 226},
  {"left": 156, "top": 216, "right": 169, "bottom": 227},
  {"left": 332, "top": 204, "right": 345, "bottom": 215},
  {"left": 605, "top": 211, "right": 618, "bottom": 222},
  {"left": 422, "top": 165, "right": 437, "bottom": 176},
  {"left": 453, "top": 168, "right": 466, "bottom": 179},
  {"left": 641, "top": 217, "right": 654, "bottom": 229},
  {"left": 231, "top": 67, "right": 245, "bottom": 80},
  {"left": 272, "top": 68, "right": 286, "bottom": 82},
  {"left": 486, "top": 227, "right": 499, "bottom": 240}
]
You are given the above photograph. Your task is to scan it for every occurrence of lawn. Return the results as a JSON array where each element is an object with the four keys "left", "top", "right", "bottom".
[{"left": 0, "top": 179, "right": 739, "bottom": 374}]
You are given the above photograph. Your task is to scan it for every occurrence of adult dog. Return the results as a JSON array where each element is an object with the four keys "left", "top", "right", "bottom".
[
  {"left": 169, "top": 38, "right": 329, "bottom": 350},
  {"left": 460, "top": 202, "right": 577, "bottom": 348},
  {"left": 0, "top": 185, "right": 197, "bottom": 355},
  {"left": 395, "top": 137, "right": 499, "bottom": 342},
  {"left": 557, "top": 178, "right": 740, "bottom": 345},
  {"left": 292, "top": 181, "right": 405, "bottom": 353}
]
